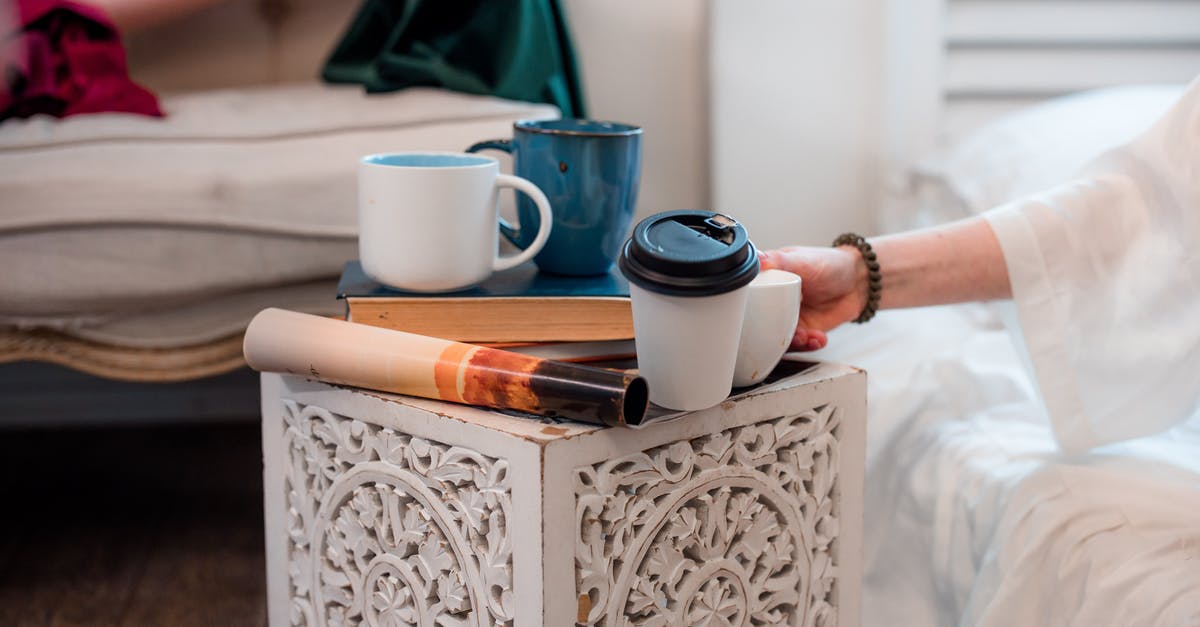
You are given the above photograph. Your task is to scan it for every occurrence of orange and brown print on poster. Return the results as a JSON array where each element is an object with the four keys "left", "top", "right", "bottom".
[{"left": 443, "top": 344, "right": 648, "bottom": 426}]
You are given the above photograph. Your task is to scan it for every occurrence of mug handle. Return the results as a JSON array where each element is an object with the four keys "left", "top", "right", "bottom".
[
  {"left": 492, "top": 174, "right": 553, "bottom": 271},
  {"left": 467, "top": 139, "right": 521, "bottom": 243}
]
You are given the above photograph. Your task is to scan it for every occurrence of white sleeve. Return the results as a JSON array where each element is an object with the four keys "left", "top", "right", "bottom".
[{"left": 983, "top": 76, "right": 1200, "bottom": 453}]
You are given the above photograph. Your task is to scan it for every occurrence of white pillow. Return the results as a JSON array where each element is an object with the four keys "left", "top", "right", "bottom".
[{"left": 887, "top": 85, "right": 1186, "bottom": 229}]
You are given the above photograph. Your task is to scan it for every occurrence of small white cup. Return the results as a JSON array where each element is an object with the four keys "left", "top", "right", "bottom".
[
  {"left": 732, "top": 269, "right": 802, "bottom": 387},
  {"left": 358, "top": 152, "right": 553, "bottom": 292}
]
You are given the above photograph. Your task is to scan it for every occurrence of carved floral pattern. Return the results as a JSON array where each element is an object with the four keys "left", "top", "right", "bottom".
[
  {"left": 282, "top": 400, "right": 513, "bottom": 626},
  {"left": 575, "top": 405, "right": 842, "bottom": 626}
]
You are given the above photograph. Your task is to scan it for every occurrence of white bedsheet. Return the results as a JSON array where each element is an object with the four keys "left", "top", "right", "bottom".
[{"left": 818, "top": 305, "right": 1200, "bottom": 626}]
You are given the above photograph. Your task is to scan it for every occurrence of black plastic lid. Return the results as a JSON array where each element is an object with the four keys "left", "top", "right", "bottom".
[{"left": 618, "top": 210, "right": 759, "bottom": 296}]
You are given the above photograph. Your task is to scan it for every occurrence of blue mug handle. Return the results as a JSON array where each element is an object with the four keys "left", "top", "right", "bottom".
[{"left": 466, "top": 139, "right": 522, "bottom": 245}]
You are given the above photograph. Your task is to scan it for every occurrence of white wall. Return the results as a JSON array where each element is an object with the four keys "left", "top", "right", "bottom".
[
  {"left": 567, "top": 1, "right": 888, "bottom": 249},
  {"left": 710, "top": 0, "right": 884, "bottom": 248},
  {"left": 562, "top": 0, "right": 711, "bottom": 222}
]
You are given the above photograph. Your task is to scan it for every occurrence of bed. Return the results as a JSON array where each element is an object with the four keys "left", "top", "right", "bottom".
[
  {"left": 830, "top": 18, "right": 1200, "bottom": 627},
  {"left": 826, "top": 301, "right": 1200, "bottom": 625}
]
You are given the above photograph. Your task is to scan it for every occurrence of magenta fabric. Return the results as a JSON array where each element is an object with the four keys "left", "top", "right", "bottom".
[{"left": 1, "top": 0, "right": 162, "bottom": 121}]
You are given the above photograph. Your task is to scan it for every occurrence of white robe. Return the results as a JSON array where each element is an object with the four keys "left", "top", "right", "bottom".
[
  {"left": 838, "top": 80, "right": 1200, "bottom": 627},
  {"left": 984, "top": 76, "right": 1200, "bottom": 453}
]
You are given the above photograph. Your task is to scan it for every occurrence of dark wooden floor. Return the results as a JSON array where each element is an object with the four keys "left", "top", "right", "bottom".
[{"left": 0, "top": 421, "right": 267, "bottom": 626}]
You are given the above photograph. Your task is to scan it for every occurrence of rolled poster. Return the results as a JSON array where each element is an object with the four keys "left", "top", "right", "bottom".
[{"left": 243, "top": 308, "right": 648, "bottom": 426}]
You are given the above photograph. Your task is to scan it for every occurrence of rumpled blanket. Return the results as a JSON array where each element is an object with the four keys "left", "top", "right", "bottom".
[
  {"left": 322, "top": 0, "right": 586, "bottom": 118},
  {"left": 1, "top": 0, "right": 162, "bottom": 121}
]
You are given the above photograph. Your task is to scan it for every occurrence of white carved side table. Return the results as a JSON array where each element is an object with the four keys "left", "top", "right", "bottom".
[{"left": 260, "top": 361, "right": 866, "bottom": 626}]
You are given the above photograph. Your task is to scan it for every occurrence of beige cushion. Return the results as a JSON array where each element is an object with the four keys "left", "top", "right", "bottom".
[{"left": 0, "top": 83, "right": 557, "bottom": 345}]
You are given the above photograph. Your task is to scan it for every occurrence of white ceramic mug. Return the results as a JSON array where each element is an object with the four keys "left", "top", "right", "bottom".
[
  {"left": 358, "top": 152, "right": 553, "bottom": 292},
  {"left": 732, "top": 269, "right": 802, "bottom": 387}
]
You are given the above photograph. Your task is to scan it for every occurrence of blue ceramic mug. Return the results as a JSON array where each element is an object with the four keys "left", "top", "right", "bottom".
[{"left": 468, "top": 119, "right": 642, "bottom": 276}]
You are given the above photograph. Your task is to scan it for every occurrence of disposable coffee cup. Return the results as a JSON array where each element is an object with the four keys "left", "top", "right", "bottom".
[{"left": 618, "top": 210, "right": 759, "bottom": 410}]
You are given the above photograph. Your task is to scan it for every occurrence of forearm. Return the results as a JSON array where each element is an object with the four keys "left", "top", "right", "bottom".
[{"left": 865, "top": 216, "right": 1012, "bottom": 309}]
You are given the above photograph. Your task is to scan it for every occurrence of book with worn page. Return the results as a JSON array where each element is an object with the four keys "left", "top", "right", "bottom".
[
  {"left": 483, "top": 339, "right": 637, "bottom": 363},
  {"left": 337, "top": 261, "right": 633, "bottom": 343}
]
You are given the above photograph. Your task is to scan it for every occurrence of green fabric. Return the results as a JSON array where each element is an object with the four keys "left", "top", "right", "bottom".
[{"left": 322, "top": 0, "right": 586, "bottom": 118}]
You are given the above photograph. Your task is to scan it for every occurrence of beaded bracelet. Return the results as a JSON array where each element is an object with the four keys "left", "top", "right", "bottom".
[{"left": 832, "top": 232, "right": 881, "bottom": 323}]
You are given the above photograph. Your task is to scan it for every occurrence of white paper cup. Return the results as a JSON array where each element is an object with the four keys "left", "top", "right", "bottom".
[
  {"left": 629, "top": 283, "right": 751, "bottom": 410},
  {"left": 733, "top": 269, "right": 802, "bottom": 387}
]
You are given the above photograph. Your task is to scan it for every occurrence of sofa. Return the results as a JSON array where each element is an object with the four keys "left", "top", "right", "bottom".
[{"left": 0, "top": 0, "right": 558, "bottom": 384}]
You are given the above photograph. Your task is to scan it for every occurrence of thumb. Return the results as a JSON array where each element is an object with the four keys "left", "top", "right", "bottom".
[
  {"left": 758, "top": 249, "right": 783, "bottom": 272},
  {"left": 759, "top": 248, "right": 812, "bottom": 276}
]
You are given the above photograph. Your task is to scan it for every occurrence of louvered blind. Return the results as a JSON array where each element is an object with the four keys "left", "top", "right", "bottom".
[{"left": 941, "top": 0, "right": 1200, "bottom": 136}]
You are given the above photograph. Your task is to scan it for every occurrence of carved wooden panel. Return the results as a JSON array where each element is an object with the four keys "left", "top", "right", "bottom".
[
  {"left": 281, "top": 400, "right": 514, "bottom": 626},
  {"left": 262, "top": 366, "right": 865, "bottom": 626},
  {"left": 574, "top": 405, "right": 842, "bottom": 626}
]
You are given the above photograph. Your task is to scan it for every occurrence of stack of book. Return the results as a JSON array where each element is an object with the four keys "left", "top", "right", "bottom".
[{"left": 337, "top": 261, "right": 636, "bottom": 362}]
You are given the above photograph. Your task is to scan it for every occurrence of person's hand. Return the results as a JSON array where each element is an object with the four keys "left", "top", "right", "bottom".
[{"left": 758, "top": 245, "right": 867, "bottom": 351}]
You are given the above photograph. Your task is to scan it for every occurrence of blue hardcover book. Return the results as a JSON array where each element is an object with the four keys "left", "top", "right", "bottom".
[{"left": 336, "top": 261, "right": 633, "bottom": 343}]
